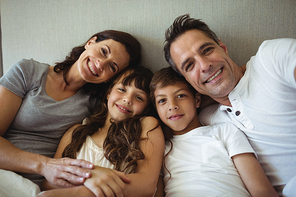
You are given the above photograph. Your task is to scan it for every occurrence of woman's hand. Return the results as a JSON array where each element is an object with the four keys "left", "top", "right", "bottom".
[
  {"left": 84, "top": 166, "right": 131, "bottom": 197},
  {"left": 41, "top": 157, "right": 94, "bottom": 187}
]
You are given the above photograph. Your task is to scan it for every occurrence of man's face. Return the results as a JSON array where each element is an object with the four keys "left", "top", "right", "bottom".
[{"left": 170, "top": 29, "right": 241, "bottom": 102}]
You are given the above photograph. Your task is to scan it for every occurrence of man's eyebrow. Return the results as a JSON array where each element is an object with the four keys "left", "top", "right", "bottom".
[
  {"left": 200, "top": 42, "right": 215, "bottom": 50},
  {"left": 180, "top": 42, "right": 214, "bottom": 71}
]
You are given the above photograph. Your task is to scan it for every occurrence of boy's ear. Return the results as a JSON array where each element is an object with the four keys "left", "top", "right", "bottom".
[{"left": 195, "top": 92, "right": 201, "bottom": 108}]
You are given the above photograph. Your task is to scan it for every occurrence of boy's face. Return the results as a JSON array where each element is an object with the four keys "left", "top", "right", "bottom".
[{"left": 154, "top": 81, "right": 201, "bottom": 135}]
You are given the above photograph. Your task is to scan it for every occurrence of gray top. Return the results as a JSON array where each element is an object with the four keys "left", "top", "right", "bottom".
[{"left": 0, "top": 59, "right": 97, "bottom": 187}]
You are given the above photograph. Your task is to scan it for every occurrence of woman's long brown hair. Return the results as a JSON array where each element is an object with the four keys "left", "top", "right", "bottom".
[{"left": 62, "top": 66, "right": 158, "bottom": 172}]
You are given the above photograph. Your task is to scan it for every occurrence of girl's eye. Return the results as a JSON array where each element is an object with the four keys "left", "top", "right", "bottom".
[
  {"left": 118, "top": 88, "right": 126, "bottom": 92},
  {"left": 136, "top": 96, "right": 144, "bottom": 101}
]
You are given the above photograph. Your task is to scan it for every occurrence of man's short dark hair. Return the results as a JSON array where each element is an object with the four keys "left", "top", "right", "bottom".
[
  {"left": 164, "top": 14, "right": 219, "bottom": 75},
  {"left": 150, "top": 67, "right": 197, "bottom": 106}
]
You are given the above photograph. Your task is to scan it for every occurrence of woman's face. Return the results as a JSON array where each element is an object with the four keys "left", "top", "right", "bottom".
[{"left": 78, "top": 38, "right": 130, "bottom": 84}]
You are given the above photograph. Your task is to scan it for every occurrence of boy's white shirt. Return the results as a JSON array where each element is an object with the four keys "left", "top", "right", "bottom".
[{"left": 163, "top": 122, "right": 254, "bottom": 197}]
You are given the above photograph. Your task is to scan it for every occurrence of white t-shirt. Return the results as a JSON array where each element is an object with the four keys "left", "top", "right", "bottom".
[
  {"left": 76, "top": 136, "right": 133, "bottom": 174},
  {"left": 163, "top": 123, "right": 254, "bottom": 197},
  {"left": 200, "top": 38, "right": 296, "bottom": 188}
]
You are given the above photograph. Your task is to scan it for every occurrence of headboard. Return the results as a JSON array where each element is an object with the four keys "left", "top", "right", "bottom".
[{"left": 1, "top": 0, "right": 296, "bottom": 75}]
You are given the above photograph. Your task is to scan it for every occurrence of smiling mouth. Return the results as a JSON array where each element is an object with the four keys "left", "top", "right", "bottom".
[
  {"left": 116, "top": 104, "right": 131, "bottom": 113},
  {"left": 169, "top": 114, "right": 183, "bottom": 121},
  {"left": 205, "top": 68, "right": 222, "bottom": 83},
  {"left": 88, "top": 60, "right": 98, "bottom": 76}
]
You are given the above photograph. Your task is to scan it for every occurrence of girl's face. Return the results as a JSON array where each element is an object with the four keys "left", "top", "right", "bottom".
[
  {"left": 77, "top": 38, "right": 130, "bottom": 84},
  {"left": 107, "top": 74, "right": 149, "bottom": 122}
]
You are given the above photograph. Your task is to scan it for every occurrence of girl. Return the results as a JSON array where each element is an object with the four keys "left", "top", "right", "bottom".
[
  {"left": 40, "top": 66, "right": 165, "bottom": 197},
  {"left": 0, "top": 29, "right": 142, "bottom": 194}
]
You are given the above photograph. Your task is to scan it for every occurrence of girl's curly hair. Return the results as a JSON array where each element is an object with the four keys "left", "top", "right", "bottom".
[{"left": 62, "top": 66, "right": 158, "bottom": 172}]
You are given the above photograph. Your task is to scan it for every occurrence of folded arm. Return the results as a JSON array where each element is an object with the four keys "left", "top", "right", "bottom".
[
  {"left": 0, "top": 86, "right": 93, "bottom": 188},
  {"left": 84, "top": 116, "right": 165, "bottom": 197}
]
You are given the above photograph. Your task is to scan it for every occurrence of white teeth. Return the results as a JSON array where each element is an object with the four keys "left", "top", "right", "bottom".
[
  {"left": 118, "top": 105, "right": 129, "bottom": 112},
  {"left": 119, "top": 106, "right": 127, "bottom": 111},
  {"left": 88, "top": 61, "right": 97, "bottom": 76},
  {"left": 206, "top": 69, "right": 222, "bottom": 83}
]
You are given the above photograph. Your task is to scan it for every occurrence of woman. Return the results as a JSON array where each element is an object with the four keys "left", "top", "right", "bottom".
[{"left": 0, "top": 30, "right": 141, "bottom": 195}]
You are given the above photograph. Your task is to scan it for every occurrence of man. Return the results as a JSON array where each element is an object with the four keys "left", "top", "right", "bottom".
[{"left": 164, "top": 14, "right": 296, "bottom": 196}]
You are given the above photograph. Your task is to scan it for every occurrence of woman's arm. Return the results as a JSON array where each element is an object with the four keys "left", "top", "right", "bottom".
[
  {"left": 0, "top": 85, "right": 22, "bottom": 136},
  {"left": 232, "top": 153, "right": 279, "bottom": 197},
  {"left": 42, "top": 124, "right": 131, "bottom": 197},
  {"left": 0, "top": 85, "right": 45, "bottom": 174},
  {"left": 0, "top": 86, "right": 93, "bottom": 188},
  {"left": 42, "top": 124, "right": 94, "bottom": 190}
]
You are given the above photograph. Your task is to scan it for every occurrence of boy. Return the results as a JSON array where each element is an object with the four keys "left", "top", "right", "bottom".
[{"left": 150, "top": 67, "right": 278, "bottom": 197}]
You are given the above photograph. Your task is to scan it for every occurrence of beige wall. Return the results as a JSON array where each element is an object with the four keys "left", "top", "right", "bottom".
[{"left": 1, "top": 0, "right": 296, "bottom": 74}]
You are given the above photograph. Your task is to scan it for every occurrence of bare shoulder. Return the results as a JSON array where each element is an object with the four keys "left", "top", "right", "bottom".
[
  {"left": 63, "top": 124, "right": 81, "bottom": 140},
  {"left": 140, "top": 116, "right": 163, "bottom": 138},
  {"left": 54, "top": 124, "right": 82, "bottom": 158},
  {"left": 141, "top": 116, "right": 160, "bottom": 130}
]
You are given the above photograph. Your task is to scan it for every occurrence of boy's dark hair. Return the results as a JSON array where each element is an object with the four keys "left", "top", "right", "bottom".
[
  {"left": 150, "top": 66, "right": 197, "bottom": 107},
  {"left": 164, "top": 14, "right": 219, "bottom": 75}
]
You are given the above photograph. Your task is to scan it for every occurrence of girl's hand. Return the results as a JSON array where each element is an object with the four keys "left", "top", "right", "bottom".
[
  {"left": 37, "top": 186, "right": 95, "bottom": 197},
  {"left": 41, "top": 157, "right": 94, "bottom": 187},
  {"left": 84, "top": 166, "right": 131, "bottom": 197}
]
